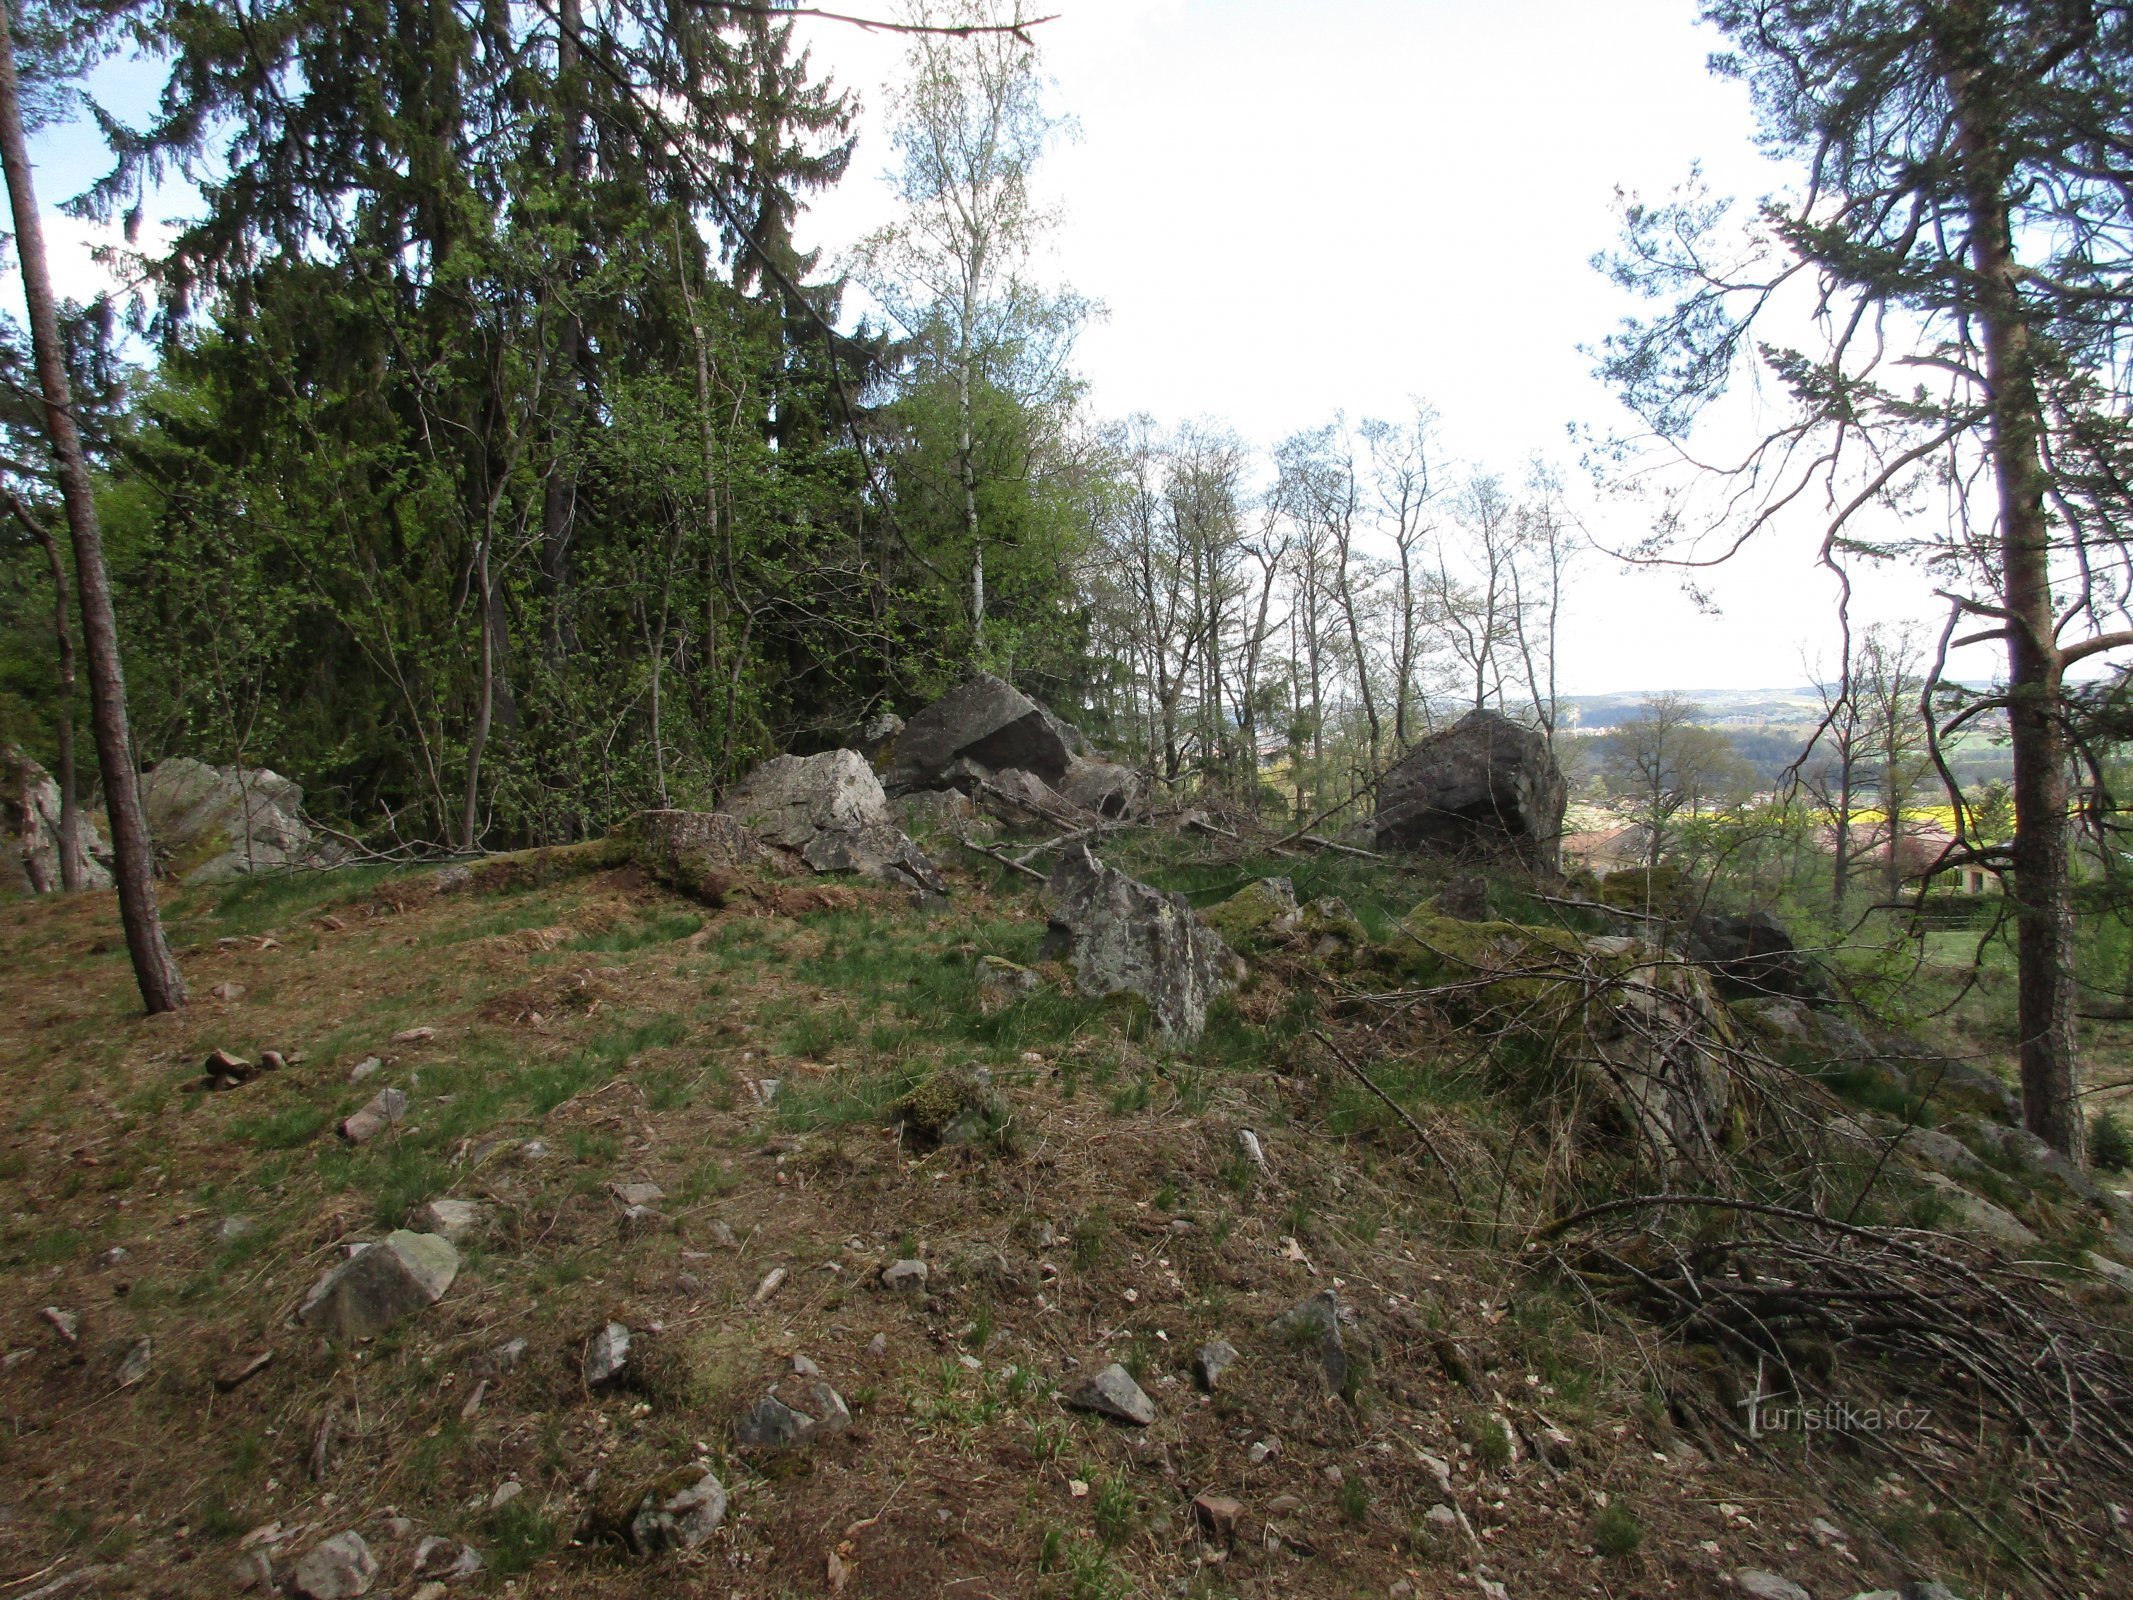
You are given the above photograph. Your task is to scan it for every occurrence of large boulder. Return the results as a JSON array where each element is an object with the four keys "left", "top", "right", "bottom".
[
  {"left": 717, "top": 750, "right": 944, "bottom": 894},
  {"left": 1040, "top": 845, "right": 1234, "bottom": 1043},
  {"left": 142, "top": 756, "right": 330, "bottom": 882},
  {"left": 880, "top": 673, "right": 1077, "bottom": 793},
  {"left": 1056, "top": 754, "right": 1148, "bottom": 820},
  {"left": 1372, "top": 710, "right": 1566, "bottom": 873},
  {"left": 3, "top": 745, "right": 110, "bottom": 892},
  {"left": 630, "top": 808, "right": 780, "bottom": 901},
  {"left": 1684, "top": 910, "right": 1822, "bottom": 1000}
]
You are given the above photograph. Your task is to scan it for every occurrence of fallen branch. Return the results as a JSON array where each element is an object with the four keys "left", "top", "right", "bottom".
[{"left": 952, "top": 832, "right": 1047, "bottom": 883}]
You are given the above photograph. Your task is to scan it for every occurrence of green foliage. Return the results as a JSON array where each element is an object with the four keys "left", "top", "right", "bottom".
[
  {"left": 2092, "top": 1110, "right": 2132, "bottom": 1174},
  {"left": 1592, "top": 1500, "right": 1643, "bottom": 1558}
]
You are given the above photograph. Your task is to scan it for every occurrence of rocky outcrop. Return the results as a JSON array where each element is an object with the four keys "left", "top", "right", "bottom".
[
  {"left": 142, "top": 757, "right": 334, "bottom": 882},
  {"left": 3, "top": 745, "right": 110, "bottom": 892},
  {"left": 876, "top": 672, "right": 1146, "bottom": 823},
  {"left": 629, "top": 809, "right": 779, "bottom": 901},
  {"left": 1041, "top": 845, "right": 1234, "bottom": 1043},
  {"left": 1685, "top": 909, "right": 1821, "bottom": 1000},
  {"left": 1372, "top": 710, "right": 1566, "bottom": 872},
  {"left": 716, "top": 750, "right": 944, "bottom": 894}
]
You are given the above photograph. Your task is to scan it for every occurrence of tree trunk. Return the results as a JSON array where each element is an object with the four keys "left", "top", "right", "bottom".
[
  {"left": 1949, "top": 43, "right": 2083, "bottom": 1163},
  {"left": 463, "top": 537, "right": 495, "bottom": 850},
  {"left": 0, "top": 9, "right": 183, "bottom": 1008}
]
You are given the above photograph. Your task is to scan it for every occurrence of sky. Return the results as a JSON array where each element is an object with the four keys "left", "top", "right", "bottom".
[{"left": 24, "top": 0, "right": 1957, "bottom": 699}]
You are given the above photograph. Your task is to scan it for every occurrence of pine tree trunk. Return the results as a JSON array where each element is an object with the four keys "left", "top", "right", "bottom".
[
  {"left": 0, "top": 10, "right": 183, "bottom": 1008},
  {"left": 1949, "top": 43, "right": 2083, "bottom": 1162}
]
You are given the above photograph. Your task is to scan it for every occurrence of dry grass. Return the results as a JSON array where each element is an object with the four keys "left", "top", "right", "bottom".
[{"left": 0, "top": 856, "right": 2101, "bottom": 1597}]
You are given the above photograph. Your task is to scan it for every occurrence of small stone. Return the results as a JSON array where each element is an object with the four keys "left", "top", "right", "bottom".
[
  {"left": 459, "top": 1378, "right": 487, "bottom": 1419},
  {"left": 40, "top": 1306, "right": 79, "bottom": 1344},
  {"left": 1237, "top": 1128, "right": 1269, "bottom": 1174},
  {"left": 116, "top": 1336, "right": 152, "bottom": 1387},
  {"left": 1416, "top": 1451, "right": 1453, "bottom": 1495},
  {"left": 339, "top": 1088, "right": 409, "bottom": 1145},
  {"left": 412, "top": 1535, "right": 484, "bottom": 1579},
  {"left": 258, "top": 1050, "right": 286, "bottom": 1072},
  {"left": 676, "top": 1272, "right": 705, "bottom": 1298},
  {"left": 736, "top": 1392, "right": 816, "bottom": 1448},
  {"left": 1068, "top": 1363, "right": 1157, "bottom": 1426},
  {"left": 803, "top": 1379, "right": 852, "bottom": 1437},
  {"left": 217, "top": 1216, "right": 258, "bottom": 1243},
  {"left": 210, "top": 981, "right": 246, "bottom": 1000},
  {"left": 97, "top": 1247, "right": 129, "bottom": 1269},
  {"left": 1734, "top": 1573, "right": 1812, "bottom": 1600},
  {"left": 1529, "top": 1420, "right": 1577, "bottom": 1469},
  {"left": 490, "top": 1481, "right": 522, "bottom": 1511},
  {"left": 866, "top": 1332, "right": 888, "bottom": 1357},
  {"left": 1809, "top": 1516, "right": 1847, "bottom": 1547},
  {"left": 752, "top": 1266, "right": 788, "bottom": 1304},
  {"left": 792, "top": 1353, "right": 822, "bottom": 1378},
  {"left": 520, "top": 1139, "right": 551, "bottom": 1160},
  {"left": 420, "top": 1199, "right": 481, "bottom": 1240},
  {"left": 1270, "top": 1289, "right": 1349, "bottom": 1391},
  {"left": 1194, "top": 1338, "right": 1238, "bottom": 1391},
  {"left": 479, "top": 1336, "right": 528, "bottom": 1377},
  {"left": 1320, "top": 1465, "right": 1343, "bottom": 1486},
  {"left": 708, "top": 1220, "right": 739, "bottom": 1249},
  {"left": 290, "top": 1530, "right": 377, "bottom": 1599},
  {"left": 296, "top": 1231, "right": 458, "bottom": 1340},
  {"left": 1192, "top": 1492, "right": 1243, "bottom": 1539},
  {"left": 1248, "top": 1438, "right": 1281, "bottom": 1465},
  {"left": 618, "top": 1204, "right": 664, "bottom": 1236},
  {"left": 584, "top": 1322, "right": 631, "bottom": 1388},
  {"left": 880, "top": 1259, "right": 928, "bottom": 1291},
  {"left": 610, "top": 1181, "right": 665, "bottom": 1208},
  {"left": 348, "top": 1058, "right": 381, "bottom": 1083},
  {"left": 391, "top": 1026, "right": 436, "bottom": 1045},
  {"left": 627, "top": 1467, "right": 727, "bottom": 1554}
]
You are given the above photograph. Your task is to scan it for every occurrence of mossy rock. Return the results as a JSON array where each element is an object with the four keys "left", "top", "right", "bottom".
[
  {"left": 464, "top": 836, "right": 629, "bottom": 893},
  {"left": 892, "top": 1065, "right": 1004, "bottom": 1150},
  {"left": 1201, "top": 877, "right": 1300, "bottom": 950}
]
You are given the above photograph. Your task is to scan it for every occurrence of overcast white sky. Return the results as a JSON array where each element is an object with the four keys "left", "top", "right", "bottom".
[{"left": 27, "top": 0, "right": 1955, "bottom": 699}]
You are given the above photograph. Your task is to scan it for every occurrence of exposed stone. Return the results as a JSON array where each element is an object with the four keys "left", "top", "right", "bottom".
[
  {"left": 892, "top": 1065, "right": 1002, "bottom": 1149},
  {"left": 41, "top": 1305, "right": 79, "bottom": 1343},
  {"left": 477, "top": 1336, "right": 528, "bottom": 1378},
  {"left": 625, "top": 1466, "right": 727, "bottom": 1554},
  {"left": 1194, "top": 1339, "right": 1239, "bottom": 1391},
  {"left": 879, "top": 672, "right": 1080, "bottom": 795},
  {"left": 1433, "top": 874, "right": 1491, "bottom": 922},
  {"left": 297, "top": 1231, "right": 459, "bottom": 1340},
  {"left": 961, "top": 761, "right": 1086, "bottom": 825},
  {"left": 3, "top": 743, "right": 111, "bottom": 892},
  {"left": 1914, "top": 1172, "right": 2039, "bottom": 1248},
  {"left": 1587, "top": 946, "right": 1733, "bottom": 1176},
  {"left": 629, "top": 808, "right": 779, "bottom": 901},
  {"left": 1201, "top": 878, "right": 1301, "bottom": 949},
  {"left": 411, "top": 1537, "right": 482, "bottom": 1581},
  {"left": 609, "top": 1181, "right": 665, "bottom": 1208},
  {"left": 116, "top": 1336, "right": 152, "bottom": 1387},
  {"left": 1068, "top": 1362, "right": 1158, "bottom": 1426},
  {"left": 1056, "top": 755, "right": 1148, "bottom": 820},
  {"left": 1733, "top": 1572, "right": 1811, "bottom": 1600},
  {"left": 339, "top": 1088, "right": 409, "bottom": 1145},
  {"left": 142, "top": 756, "right": 334, "bottom": 883},
  {"left": 1271, "top": 1290, "right": 1350, "bottom": 1392},
  {"left": 717, "top": 750, "right": 944, "bottom": 894},
  {"left": 1192, "top": 1491, "right": 1243, "bottom": 1539},
  {"left": 1041, "top": 845, "right": 1234, "bottom": 1044},
  {"left": 419, "top": 1199, "right": 482, "bottom": 1240},
  {"left": 977, "top": 954, "right": 1039, "bottom": 995},
  {"left": 584, "top": 1322, "right": 632, "bottom": 1388},
  {"left": 1686, "top": 910, "right": 1822, "bottom": 1000},
  {"left": 348, "top": 1057, "right": 381, "bottom": 1083},
  {"left": 893, "top": 787, "right": 984, "bottom": 841},
  {"left": 1372, "top": 709, "right": 1566, "bottom": 872},
  {"left": 290, "top": 1531, "right": 377, "bottom": 1600},
  {"left": 736, "top": 1392, "right": 816, "bottom": 1447},
  {"left": 880, "top": 1259, "right": 929, "bottom": 1291}
]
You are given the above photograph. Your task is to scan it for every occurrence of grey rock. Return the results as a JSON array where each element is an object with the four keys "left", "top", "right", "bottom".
[
  {"left": 490, "top": 1480, "right": 522, "bottom": 1510},
  {"left": 584, "top": 1322, "right": 631, "bottom": 1388},
  {"left": 339, "top": 1088, "right": 409, "bottom": 1145},
  {"left": 964, "top": 762, "right": 1087, "bottom": 826},
  {"left": 2, "top": 744, "right": 112, "bottom": 893},
  {"left": 1916, "top": 1171, "right": 2039, "bottom": 1248},
  {"left": 892, "top": 787, "right": 984, "bottom": 840},
  {"left": 40, "top": 1305, "right": 79, "bottom": 1343},
  {"left": 791, "top": 1353, "right": 822, "bottom": 1378},
  {"left": 1686, "top": 909, "right": 1821, "bottom": 1000},
  {"left": 717, "top": 749, "right": 944, "bottom": 894},
  {"left": 618, "top": 1204, "right": 664, "bottom": 1237},
  {"left": 2087, "top": 1252, "right": 2133, "bottom": 1294},
  {"left": 1194, "top": 1339, "right": 1239, "bottom": 1391},
  {"left": 856, "top": 710, "right": 905, "bottom": 764},
  {"left": 142, "top": 756, "right": 334, "bottom": 883},
  {"left": 1372, "top": 709, "right": 1566, "bottom": 871},
  {"left": 1733, "top": 1573, "right": 1811, "bottom": 1600},
  {"left": 296, "top": 1231, "right": 459, "bottom": 1340},
  {"left": 803, "top": 1379, "right": 851, "bottom": 1436},
  {"left": 736, "top": 1392, "right": 816, "bottom": 1447},
  {"left": 1433, "top": 874, "right": 1490, "bottom": 922},
  {"left": 880, "top": 1259, "right": 928, "bottom": 1291},
  {"left": 629, "top": 808, "right": 781, "bottom": 899},
  {"left": 1069, "top": 1362, "right": 1158, "bottom": 1426},
  {"left": 880, "top": 672, "right": 1081, "bottom": 796},
  {"left": 1056, "top": 755, "right": 1148, "bottom": 820},
  {"left": 411, "top": 1537, "right": 482, "bottom": 1580},
  {"left": 290, "top": 1530, "right": 378, "bottom": 1600},
  {"left": 1270, "top": 1290, "right": 1350, "bottom": 1392},
  {"left": 116, "top": 1336, "right": 152, "bottom": 1388},
  {"left": 347, "top": 1057, "right": 381, "bottom": 1083},
  {"left": 419, "top": 1199, "right": 482, "bottom": 1240},
  {"left": 627, "top": 1467, "right": 727, "bottom": 1554},
  {"left": 1040, "top": 845, "right": 1234, "bottom": 1044},
  {"left": 609, "top": 1179, "right": 665, "bottom": 1208},
  {"left": 977, "top": 954, "right": 1039, "bottom": 993},
  {"left": 216, "top": 1216, "right": 258, "bottom": 1244},
  {"left": 1888, "top": 1125, "right": 1989, "bottom": 1182}
]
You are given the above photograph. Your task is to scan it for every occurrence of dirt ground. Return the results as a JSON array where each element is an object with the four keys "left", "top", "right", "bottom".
[{"left": 0, "top": 858, "right": 2085, "bottom": 1599}]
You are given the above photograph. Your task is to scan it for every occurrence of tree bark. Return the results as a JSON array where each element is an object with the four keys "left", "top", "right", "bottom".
[
  {"left": 0, "top": 8, "right": 184, "bottom": 1008},
  {"left": 1948, "top": 34, "right": 2083, "bottom": 1162}
]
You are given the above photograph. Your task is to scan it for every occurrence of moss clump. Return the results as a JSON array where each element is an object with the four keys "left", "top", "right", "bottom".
[
  {"left": 1200, "top": 877, "right": 1299, "bottom": 950},
  {"left": 892, "top": 1065, "right": 1005, "bottom": 1150}
]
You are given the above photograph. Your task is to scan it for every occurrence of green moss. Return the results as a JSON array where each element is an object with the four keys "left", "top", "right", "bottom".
[{"left": 1200, "top": 877, "right": 1298, "bottom": 950}]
